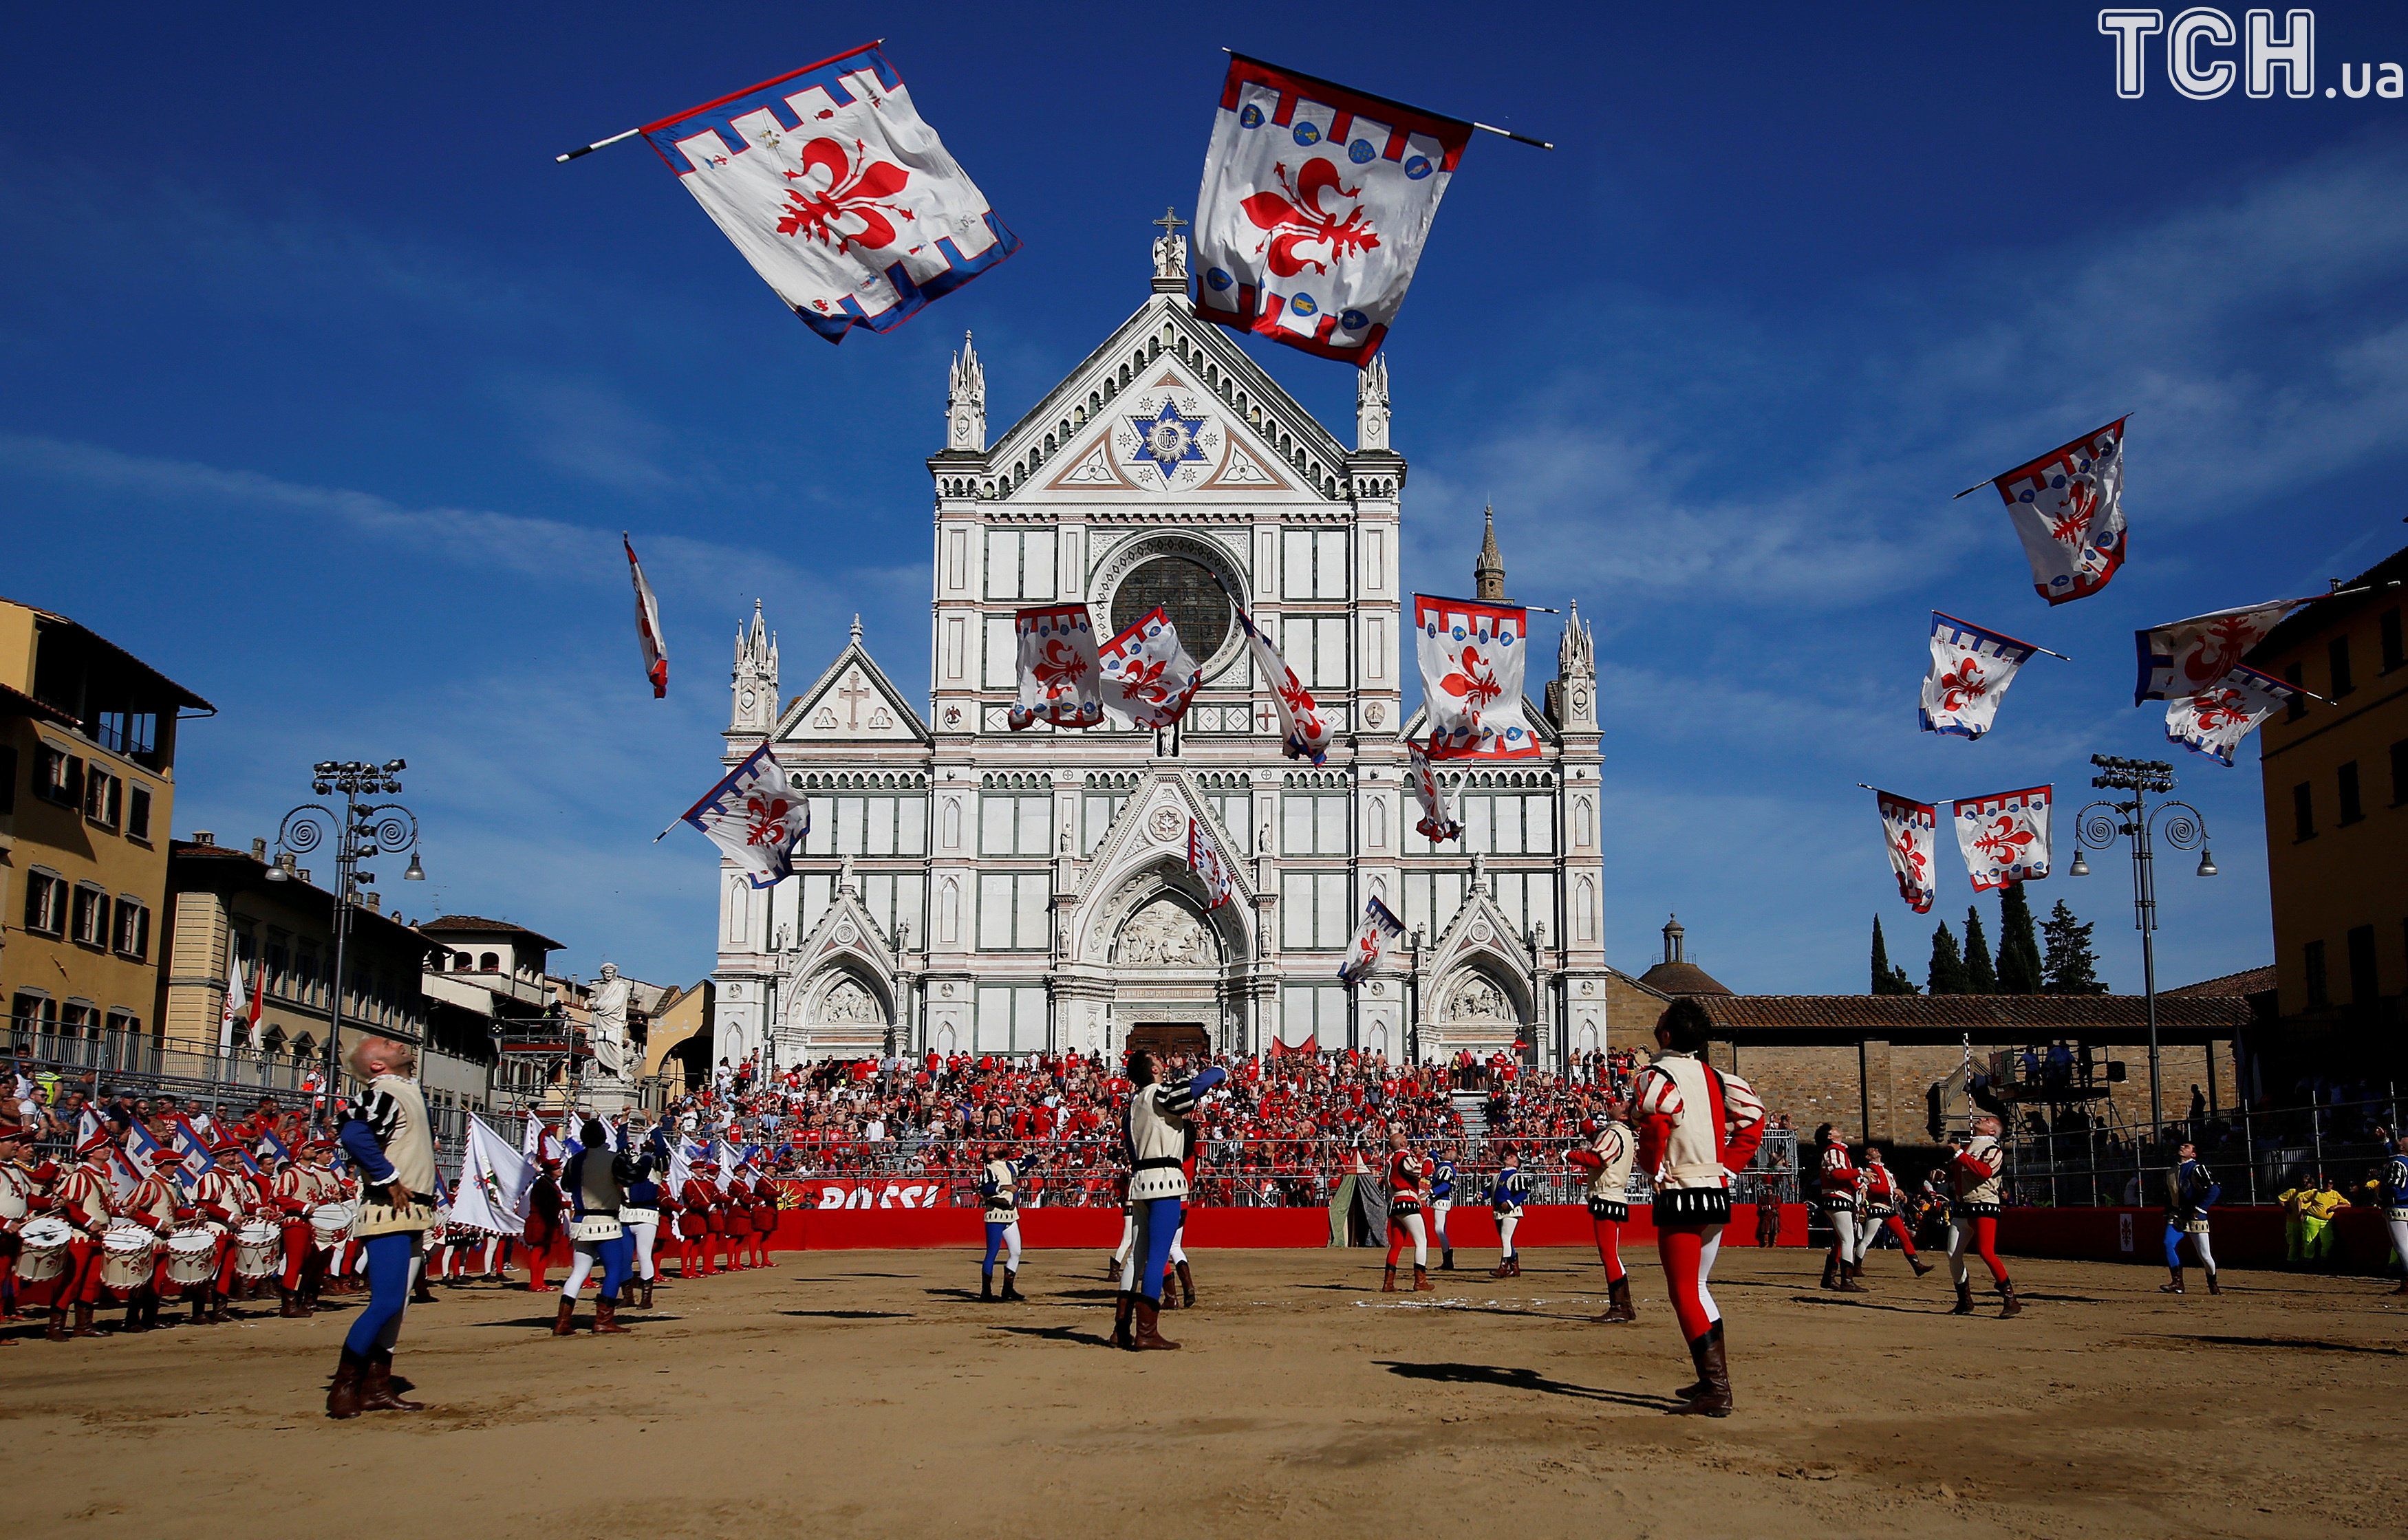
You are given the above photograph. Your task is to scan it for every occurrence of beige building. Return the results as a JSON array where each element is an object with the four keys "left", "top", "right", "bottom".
[{"left": 1, "top": 598, "right": 211, "bottom": 1050}]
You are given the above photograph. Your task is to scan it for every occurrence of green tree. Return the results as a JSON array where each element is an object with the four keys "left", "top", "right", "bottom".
[
  {"left": 1963, "top": 904, "right": 1998, "bottom": 993},
  {"left": 2041, "top": 900, "right": 2108, "bottom": 994},
  {"left": 1995, "top": 882, "right": 2045, "bottom": 993},
  {"left": 1871, "top": 916, "right": 1919, "bottom": 995},
  {"left": 1928, "top": 920, "right": 1972, "bottom": 995}
]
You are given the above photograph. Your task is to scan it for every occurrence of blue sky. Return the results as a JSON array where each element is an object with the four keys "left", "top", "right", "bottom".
[{"left": 5, "top": 3, "right": 2405, "bottom": 994}]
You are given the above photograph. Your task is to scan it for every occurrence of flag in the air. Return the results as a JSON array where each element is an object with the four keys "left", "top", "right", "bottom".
[
  {"left": 1416, "top": 594, "right": 1536, "bottom": 759},
  {"left": 2168, "top": 664, "right": 2300, "bottom": 766},
  {"left": 1007, "top": 604, "right": 1106, "bottom": 731},
  {"left": 680, "top": 744, "right": 810, "bottom": 889},
  {"left": 1233, "top": 602, "right": 1329, "bottom": 764},
  {"left": 625, "top": 534, "right": 668, "bottom": 698},
  {"left": 166, "top": 1115, "right": 217, "bottom": 1184},
  {"left": 1187, "top": 817, "right": 1238, "bottom": 910},
  {"left": 1099, "top": 607, "right": 1203, "bottom": 730},
  {"left": 1408, "top": 743, "right": 1463, "bottom": 842},
  {"left": 255, "top": 1127, "right": 291, "bottom": 1169},
  {"left": 1875, "top": 790, "right": 1939, "bottom": 914},
  {"left": 219, "top": 955, "right": 249, "bottom": 1053},
  {"left": 1192, "top": 54, "right": 1474, "bottom": 364},
  {"left": 1920, "top": 612, "right": 2045, "bottom": 739},
  {"left": 1953, "top": 785, "right": 2053, "bottom": 891},
  {"left": 1990, "top": 418, "right": 2128, "bottom": 605},
  {"left": 2133, "top": 597, "right": 2308, "bottom": 704},
  {"left": 451, "top": 1116, "right": 533, "bottom": 1236},
  {"left": 639, "top": 43, "right": 1018, "bottom": 342},
  {"left": 1338, "top": 896, "right": 1408, "bottom": 984},
  {"left": 242, "top": 957, "right": 264, "bottom": 1050}
]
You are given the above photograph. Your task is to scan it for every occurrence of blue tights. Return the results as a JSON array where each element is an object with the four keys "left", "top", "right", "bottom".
[
  {"left": 1124, "top": 1197, "right": 1181, "bottom": 1303},
  {"left": 343, "top": 1232, "right": 417, "bottom": 1355}
]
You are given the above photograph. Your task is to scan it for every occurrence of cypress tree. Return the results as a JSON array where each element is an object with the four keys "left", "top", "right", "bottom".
[
  {"left": 1928, "top": 920, "right": 1972, "bottom": 995},
  {"left": 1871, "top": 916, "right": 1919, "bottom": 995},
  {"left": 1996, "top": 882, "right": 2045, "bottom": 993},
  {"left": 2041, "top": 900, "right": 2108, "bottom": 994},
  {"left": 1962, "top": 904, "right": 1998, "bottom": 992}
]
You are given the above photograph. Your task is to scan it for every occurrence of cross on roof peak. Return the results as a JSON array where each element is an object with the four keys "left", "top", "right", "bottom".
[{"left": 1153, "top": 206, "right": 1187, "bottom": 236}]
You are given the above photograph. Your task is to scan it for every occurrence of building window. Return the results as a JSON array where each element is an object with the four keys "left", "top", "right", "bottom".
[
  {"left": 1282, "top": 792, "right": 1349, "bottom": 856},
  {"left": 802, "top": 794, "right": 929, "bottom": 857},
  {"left": 977, "top": 873, "right": 1049, "bottom": 950},
  {"left": 35, "top": 744, "right": 80, "bottom": 806},
  {"left": 22, "top": 871, "right": 66, "bottom": 937},
  {"left": 111, "top": 898, "right": 149, "bottom": 960},
  {"left": 857, "top": 872, "right": 925, "bottom": 944},
  {"left": 10, "top": 993, "right": 57, "bottom": 1035},
  {"left": 980, "top": 793, "right": 1052, "bottom": 856},
  {"left": 2339, "top": 761, "right": 2364, "bottom": 825},
  {"left": 2346, "top": 925, "right": 2378, "bottom": 1008},
  {"left": 1280, "top": 871, "right": 1351, "bottom": 949},
  {"left": 126, "top": 785, "right": 151, "bottom": 841},
  {"left": 480, "top": 953, "right": 499, "bottom": 973},
  {"left": 974, "top": 984, "right": 1046, "bottom": 1054},
  {"left": 1279, "top": 983, "right": 1346, "bottom": 1047},
  {"left": 1278, "top": 614, "right": 1349, "bottom": 690},
  {"left": 2383, "top": 609, "right": 2405, "bottom": 673},
  {"left": 1201, "top": 791, "right": 1252, "bottom": 856},
  {"left": 70, "top": 885, "right": 107, "bottom": 948},
  {"left": 104, "top": 1008, "right": 138, "bottom": 1037},
  {"left": 2292, "top": 782, "right": 2315, "bottom": 840},
  {"left": 60, "top": 1001, "right": 99, "bottom": 1037},
  {"left": 2283, "top": 663, "right": 2307, "bottom": 722},
  {"left": 2329, "top": 636, "right": 2354, "bottom": 697},
  {"left": 0, "top": 744, "right": 14, "bottom": 814},
  {"left": 1401, "top": 869, "right": 1467, "bottom": 941},
  {"left": 2303, "top": 940, "right": 2328, "bottom": 1010},
  {"left": 92, "top": 710, "right": 155, "bottom": 759},
  {"left": 1280, "top": 528, "right": 1348, "bottom": 600},
  {"left": 982, "top": 529, "right": 1057, "bottom": 601},
  {"left": 81, "top": 768, "right": 121, "bottom": 829},
  {"left": 1486, "top": 870, "right": 1558, "bottom": 940}
]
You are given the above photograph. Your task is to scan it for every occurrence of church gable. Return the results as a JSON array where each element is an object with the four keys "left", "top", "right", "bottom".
[{"left": 777, "top": 632, "right": 928, "bottom": 744}]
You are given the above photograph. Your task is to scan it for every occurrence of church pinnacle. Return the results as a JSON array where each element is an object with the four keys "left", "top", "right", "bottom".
[{"left": 1474, "top": 505, "right": 1505, "bottom": 600}]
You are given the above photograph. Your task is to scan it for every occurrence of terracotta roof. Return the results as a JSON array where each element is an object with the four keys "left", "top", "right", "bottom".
[
  {"left": 2164, "top": 965, "right": 2277, "bottom": 997},
  {"left": 0, "top": 681, "right": 78, "bottom": 728},
  {"left": 1637, "top": 960, "right": 1734, "bottom": 997},
  {"left": 0, "top": 595, "right": 215, "bottom": 713},
  {"left": 418, "top": 915, "right": 566, "bottom": 952},
  {"left": 1697, "top": 993, "right": 2253, "bottom": 1037}
]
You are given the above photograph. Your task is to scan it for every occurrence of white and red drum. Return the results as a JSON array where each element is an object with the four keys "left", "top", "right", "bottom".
[
  {"left": 14, "top": 1215, "right": 73, "bottom": 1284},
  {"left": 310, "top": 1201, "right": 356, "bottom": 1250},
  {"left": 98, "top": 1223, "right": 160, "bottom": 1298},
  {"left": 232, "top": 1219, "right": 281, "bottom": 1279},
  {"left": 163, "top": 1228, "right": 219, "bottom": 1288}
]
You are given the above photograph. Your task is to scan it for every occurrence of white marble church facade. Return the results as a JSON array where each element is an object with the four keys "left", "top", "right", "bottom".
[{"left": 709, "top": 228, "right": 1609, "bottom": 1071}]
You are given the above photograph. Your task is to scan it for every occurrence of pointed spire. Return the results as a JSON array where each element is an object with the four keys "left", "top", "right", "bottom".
[
  {"left": 849, "top": 614, "right": 863, "bottom": 644},
  {"left": 1556, "top": 598, "right": 1593, "bottom": 678},
  {"left": 946, "top": 332, "right": 986, "bottom": 452},
  {"left": 1474, "top": 506, "right": 1505, "bottom": 601},
  {"left": 1355, "top": 353, "right": 1391, "bottom": 452}
]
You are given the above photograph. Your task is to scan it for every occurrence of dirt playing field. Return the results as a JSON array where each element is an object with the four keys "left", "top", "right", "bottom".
[{"left": 6, "top": 1246, "right": 2402, "bottom": 1539}]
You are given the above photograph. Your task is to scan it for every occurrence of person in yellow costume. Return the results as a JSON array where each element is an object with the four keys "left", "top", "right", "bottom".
[
  {"left": 2302, "top": 1177, "right": 2351, "bottom": 1264},
  {"left": 2277, "top": 1180, "right": 2313, "bottom": 1262}
]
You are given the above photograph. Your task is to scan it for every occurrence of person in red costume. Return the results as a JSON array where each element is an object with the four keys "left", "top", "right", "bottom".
[
  {"left": 523, "top": 1156, "right": 564, "bottom": 1292},
  {"left": 1814, "top": 1123, "right": 1867, "bottom": 1293},
  {"left": 1565, "top": 1103, "right": 1638, "bottom": 1324},
  {"left": 1631, "top": 999, "right": 1766, "bottom": 1418},
  {"left": 1860, "top": 1145, "right": 1933, "bottom": 1277},
  {"left": 1379, "top": 1124, "right": 1434, "bottom": 1294},
  {"left": 1945, "top": 1116, "right": 2021, "bottom": 1318}
]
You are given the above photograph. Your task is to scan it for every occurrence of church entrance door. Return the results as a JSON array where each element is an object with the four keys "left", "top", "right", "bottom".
[{"left": 1124, "top": 1023, "right": 1210, "bottom": 1061}]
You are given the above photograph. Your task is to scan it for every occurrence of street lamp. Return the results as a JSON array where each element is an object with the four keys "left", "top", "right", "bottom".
[
  {"left": 2070, "top": 754, "right": 2211, "bottom": 1147},
  {"left": 268, "top": 760, "right": 426, "bottom": 1109}
]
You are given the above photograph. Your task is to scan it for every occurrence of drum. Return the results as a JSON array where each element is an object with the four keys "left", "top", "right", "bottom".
[
  {"left": 164, "top": 1228, "right": 219, "bottom": 1286},
  {"left": 99, "top": 1224, "right": 160, "bottom": 1295},
  {"left": 233, "top": 1219, "right": 281, "bottom": 1279},
  {"left": 568, "top": 1215, "right": 624, "bottom": 1244},
  {"left": 310, "top": 1201, "right": 356, "bottom": 1249},
  {"left": 14, "top": 1215, "right": 72, "bottom": 1284}
]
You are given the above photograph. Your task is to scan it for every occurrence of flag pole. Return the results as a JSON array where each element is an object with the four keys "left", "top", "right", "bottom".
[
  {"left": 1953, "top": 411, "right": 2136, "bottom": 498},
  {"left": 1472, "top": 122, "right": 1555, "bottom": 151},
  {"left": 555, "top": 127, "right": 641, "bottom": 164}
]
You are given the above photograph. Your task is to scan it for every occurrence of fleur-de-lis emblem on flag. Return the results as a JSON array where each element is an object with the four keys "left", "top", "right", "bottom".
[
  {"left": 1240, "top": 159, "right": 1383, "bottom": 276},
  {"left": 1937, "top": 657, "right": 1988, "bottom": 714},
  {"left": 1439, "top": 645, "right": 1502, "bottom": 714},
  {"left": 775, "top": 137, "right": 914, "bottom": 252}
]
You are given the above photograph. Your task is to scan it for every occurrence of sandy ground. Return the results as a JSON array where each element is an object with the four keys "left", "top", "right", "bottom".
[{"left": 4, "top": 1245, "right": 2402, "bottom": 1539}]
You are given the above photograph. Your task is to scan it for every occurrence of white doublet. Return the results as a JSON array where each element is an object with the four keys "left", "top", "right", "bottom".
[{"left": 1126, "top": 1084, "right": 1192, "bottom": 1202}]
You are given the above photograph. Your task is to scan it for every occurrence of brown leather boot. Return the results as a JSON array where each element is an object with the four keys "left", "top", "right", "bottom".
[
  {"left": 1156, "top": 1272, "right": 1176, "bottom": 1310},
  {"left": 1909, "top": 1255, "right": 1935, "bottom": 1277},
  {"left": 1413, "top": 1264, "right": 1434, "bottom": 1292},
  {"left": 206, "top": 1292, "right": 229, "bottom": 1323},
  {"left": 594, "top": 1295, "right": 629, "bottom": 1334},
  {"left": 2160, "top": 1267, "right": 2185, "bottom": 1294},
  {"left": 1382, "top": 1264, "right": 1397, "bottom": 1293},
  {"left": 71, "top": 1303, "right": 101, "bottom": 1338},
  {"left": 1820, "top": 1251, "right": 1842, "bottom": 1290},
  {"left": 1999, "top": 1281, "right": 2023, "bottom": 1319},
  {"left": 1001, "top": 1270, "right": 1024, "bottom": 1303},
  {"left": 1670, "top": 1324, "right": 1732, "bottom": 1417},
  {"left": 360, "top": 1351, "right": 425, "bottom": 1411},
  {"left": 1110, "top": 1291, "right": 1135, "bottom": 1349},
  {"left": 1175, "top": 1260, "right": 1194, "bottom": 1307},
  {"left": 280, "top": 1287, "right": 305, "bottom": 1319},
  {"left": 2206, "top": 1270, "right": 2221, "bottom": 1296},
  {"left": 1951, "top": 1281, "right": 1975, "bottom": 1314},
  {"left": 122, "top": 1300, "right": 149, "bottom": 1333},
  {"left": 1837, "top": 1259, "right": 1867, "bottom": 1294},
  {"left": 639, "top": 1278, "right": 654, "bottom": 1308},
  {"left": 326, "top": 1348, "right": 367, "bottom": 1419},
  {"left": 190, "top": 1294, "right": 208, "bottom": 1325},
  {"left": 1594, "top": 1276, "right": 1637, "bottom": 1324},
  {"left": 45, "top": 1306, "right": 69, "bottom": 1341},
  {"left": 551, "top": 1294, "right": 577, "bottom": 1336},
  {"left": 1131, "top": 1297, "right": 1179, "bottom": 1350},
  {"left": 1490, "top": 1257, "right": 1514, "bottom": 1279}
]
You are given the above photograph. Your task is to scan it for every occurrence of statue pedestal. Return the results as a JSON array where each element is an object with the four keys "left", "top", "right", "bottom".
[{"left": 579, "top": 1075, "right": 641, "bottom": 1115}]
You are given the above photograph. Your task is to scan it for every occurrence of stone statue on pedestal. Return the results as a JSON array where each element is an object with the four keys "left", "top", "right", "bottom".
[{"left": 589, "top": 962, "right": 632, "bottom": 1081}]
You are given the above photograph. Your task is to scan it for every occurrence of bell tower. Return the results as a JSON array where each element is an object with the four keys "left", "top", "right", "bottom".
[
  {"left": 730, "top": 600, "right": 779, "bottom": 737},
  {"left": 1474, "top": 505, "right": 1505, "bottom": 600}
]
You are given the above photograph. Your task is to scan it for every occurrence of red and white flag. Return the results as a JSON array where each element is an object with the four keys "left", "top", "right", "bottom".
[
  {"left": 1187, "top": 817, "right": 1238, "bottom": 910},
  {"left": 1990, "top": 418, "right": 2128, "bottom": 605},
  {"left": 680, "top": 744, "right": 810, "bottom": 889},
  {"left": 1416, "top": 594, "right": 1536, "bottom": 759},
  {"left": 1337, "top": 896, "right": 1407, "bottom": 985},
  {"left": 1408, "top": 743, "right": 1463, "bottom": 843},
  {"left": 638, "top": 44, "right": 1018, "bottom": 341},
  {"left": 2167, "top": 664, "right": 2301, "bottom": 766},
  {"left": 1875, "top": 790, "right": 1939, "bottom": 914},
  {"left": 219, "top": 955, "right": 249, "bottom": 1052},
  {"left": 625, "top": 534, "right": 668, "bottom": 698},
  {"left": 2132, "top": 597, "right": 2308, "bottom": 704},
  {"left": 1952, "top": 785, "right": 2053, "bottom": 891},
  {"left": 1099, "top": 607, "right": 1203, "bottom": 730},
  {"left": 1192, "top": 54, "right": 1473, "bottom": 365},
  {"left": 1234, "top": 604, "right": 1329, "bottom": 765},
  {"left": 1006, "top": 605, "right": 1105, "bottom": 732},
  {"left": 1920, "top": 612, "right": 2045, "bottom": 739}
]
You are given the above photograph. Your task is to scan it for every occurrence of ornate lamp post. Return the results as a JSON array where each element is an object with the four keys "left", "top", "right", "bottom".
[
  {"left": 2068, "top": 754, "right": 2215, "bottom": 1144},
  {"left": 267, "top": 759, "right": 424, "bottom": 1108}
]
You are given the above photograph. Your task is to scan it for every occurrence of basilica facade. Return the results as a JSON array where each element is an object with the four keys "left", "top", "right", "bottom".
[{"left": 709, "top": 230, "right": 1609, "bottom": 1070}]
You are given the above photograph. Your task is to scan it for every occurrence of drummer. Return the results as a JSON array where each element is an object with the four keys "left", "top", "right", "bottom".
[
  {"left": 191, "top": 1138, "right": 258, "bottom": 1321},
  {"left": 49, "top": 1131, "right": 119, "bottom": 1340},
  {"left": 274, "top": 1137, "right": 345, "bottom": 1317},
  {"left": 120, "top": 1158, "right": 186, "bottom": 1332},
  {"left": 0, "top": 1121, "right": 41, "bottom": 1333}
]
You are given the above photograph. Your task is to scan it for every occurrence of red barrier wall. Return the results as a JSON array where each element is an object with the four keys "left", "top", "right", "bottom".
[
  {"left": 1999, "top": 1204, "right": 2398, "bottom": 1274},
  {"left": 751, "top": 1202, "right": 1811, "bottom": 1252}
]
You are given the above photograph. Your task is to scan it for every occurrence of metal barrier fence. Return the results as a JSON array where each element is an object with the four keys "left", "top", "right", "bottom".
[{"left": 2005, "top": 1092, "right": 2403, "bottom": 1208}]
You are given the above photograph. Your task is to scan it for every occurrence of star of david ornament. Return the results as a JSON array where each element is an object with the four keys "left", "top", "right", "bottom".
[{"left": 1126, "top": 399, "right": 1210, "bottom": 486}]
